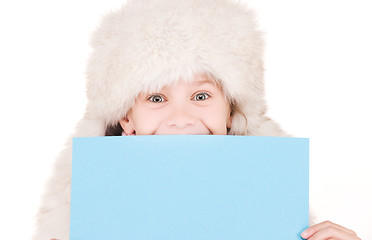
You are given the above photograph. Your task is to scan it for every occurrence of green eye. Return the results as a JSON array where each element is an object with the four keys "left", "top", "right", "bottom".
[
  {"left": 194, "top": 92, "right": 210, "bottom": 101},
  {"left": 148, "top": 95, "right": 164, "bottom": 103}
]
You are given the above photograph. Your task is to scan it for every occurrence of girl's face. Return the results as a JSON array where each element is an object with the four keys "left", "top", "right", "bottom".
[{"left": 119, "top": 74, "right": 232, "bottom": 135}]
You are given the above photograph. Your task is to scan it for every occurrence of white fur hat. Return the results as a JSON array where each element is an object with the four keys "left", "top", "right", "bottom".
[
  {"left": 32, "top": 1, "right": 290, "bottom": 239},
  {"left": 82, "top": 0, "right": 288, "bottom": 137}
]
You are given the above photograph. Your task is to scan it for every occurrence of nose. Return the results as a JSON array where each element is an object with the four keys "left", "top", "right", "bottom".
[{"left": 165, "top": 106, "right": 196, "bottom": 129}]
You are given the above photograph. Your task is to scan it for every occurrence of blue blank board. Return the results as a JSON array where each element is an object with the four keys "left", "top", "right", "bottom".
[{"left": 70, "top": 135, "right": 309, "bottom": 240}]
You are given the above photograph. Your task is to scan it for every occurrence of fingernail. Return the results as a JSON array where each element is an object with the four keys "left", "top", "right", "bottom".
[{"left": 301, "top": 229, "right": 308, "bottom": 238}]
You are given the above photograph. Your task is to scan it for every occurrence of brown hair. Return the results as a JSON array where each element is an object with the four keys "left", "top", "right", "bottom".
[
  {"left": 105, "top": 122, "right": 123, "bottom": 136},
  {"left": 229, "top": 103, "right": 248, "bottom": 135}
]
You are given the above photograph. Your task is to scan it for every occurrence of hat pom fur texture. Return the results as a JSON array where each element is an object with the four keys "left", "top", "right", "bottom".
[{"left": 32, "top": 0, "right": 291, "bottom": 239}]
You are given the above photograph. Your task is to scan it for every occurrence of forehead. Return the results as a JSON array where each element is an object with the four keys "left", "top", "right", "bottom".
[
  {"left": 193, "top": 74, "right": 219, "bottom": 85},
  {"left": 163, "top": 73, "right": 221, "bottom": 90},
  {"left": 135, "top": 73, "right": 225, "bottom": 100}
]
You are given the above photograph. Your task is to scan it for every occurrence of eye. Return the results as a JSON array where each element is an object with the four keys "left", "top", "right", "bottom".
[
  {"left": 193, "top": 92, "right": 210, "bottom": 101},
  {"left": 148, "top": 94, "right": 165, "bottom": 103}
]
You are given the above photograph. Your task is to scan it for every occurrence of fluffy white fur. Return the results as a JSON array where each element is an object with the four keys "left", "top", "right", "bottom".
[{"left": 32, "top": 0, "right": 312, "bottom": 239}]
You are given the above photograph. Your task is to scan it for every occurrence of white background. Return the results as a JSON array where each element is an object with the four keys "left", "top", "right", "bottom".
[{"left": 0, "top": 0, "right": 371, "bottom": 239}]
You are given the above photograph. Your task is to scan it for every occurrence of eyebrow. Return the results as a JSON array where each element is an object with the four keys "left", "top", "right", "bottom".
[
  {"left": 144, "top": 80, "right": 217, "bottom": 97},
  {"left": 194, "top": 80, "right": 216, "bottom": 86}
]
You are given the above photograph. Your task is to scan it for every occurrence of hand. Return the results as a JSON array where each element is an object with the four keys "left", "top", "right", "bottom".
[{"left": 301, "top": 220, "right": 361, "bottom": 240}]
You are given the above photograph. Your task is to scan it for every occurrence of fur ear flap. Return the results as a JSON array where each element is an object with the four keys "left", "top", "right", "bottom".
[
  {"left": 251, "top": 116, "right": 291, "bottom": 137},
  {"left": 229, "top": 111, "right": 290, "bottom": 137}
]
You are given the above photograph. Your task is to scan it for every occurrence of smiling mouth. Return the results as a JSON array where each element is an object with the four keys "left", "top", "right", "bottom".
[
  {"left": 155, "top": 133, "right": 212, "bottom": 135},
  {"left": 154, "top": 131, "right": 212, "bottom": 135}
]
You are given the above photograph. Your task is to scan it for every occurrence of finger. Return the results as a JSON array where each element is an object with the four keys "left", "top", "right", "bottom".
[
  {"left": 307, "top": 226, "right": 359, "bottom": 240},
  {"left": 301, "top": 220, "right": 357, "bottom": 238}
]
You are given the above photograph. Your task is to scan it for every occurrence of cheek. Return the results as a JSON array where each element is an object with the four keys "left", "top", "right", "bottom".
[
  {"left": 131, "top": 108, "right": 164, "bottom": 134},
  {"left": 197, "top": 106, "right": 229, "bottom": 133}
]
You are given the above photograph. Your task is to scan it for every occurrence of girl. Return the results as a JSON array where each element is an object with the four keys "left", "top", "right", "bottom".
[{"left": 33, "top": 0, "right": 360, "bottom": 239}]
